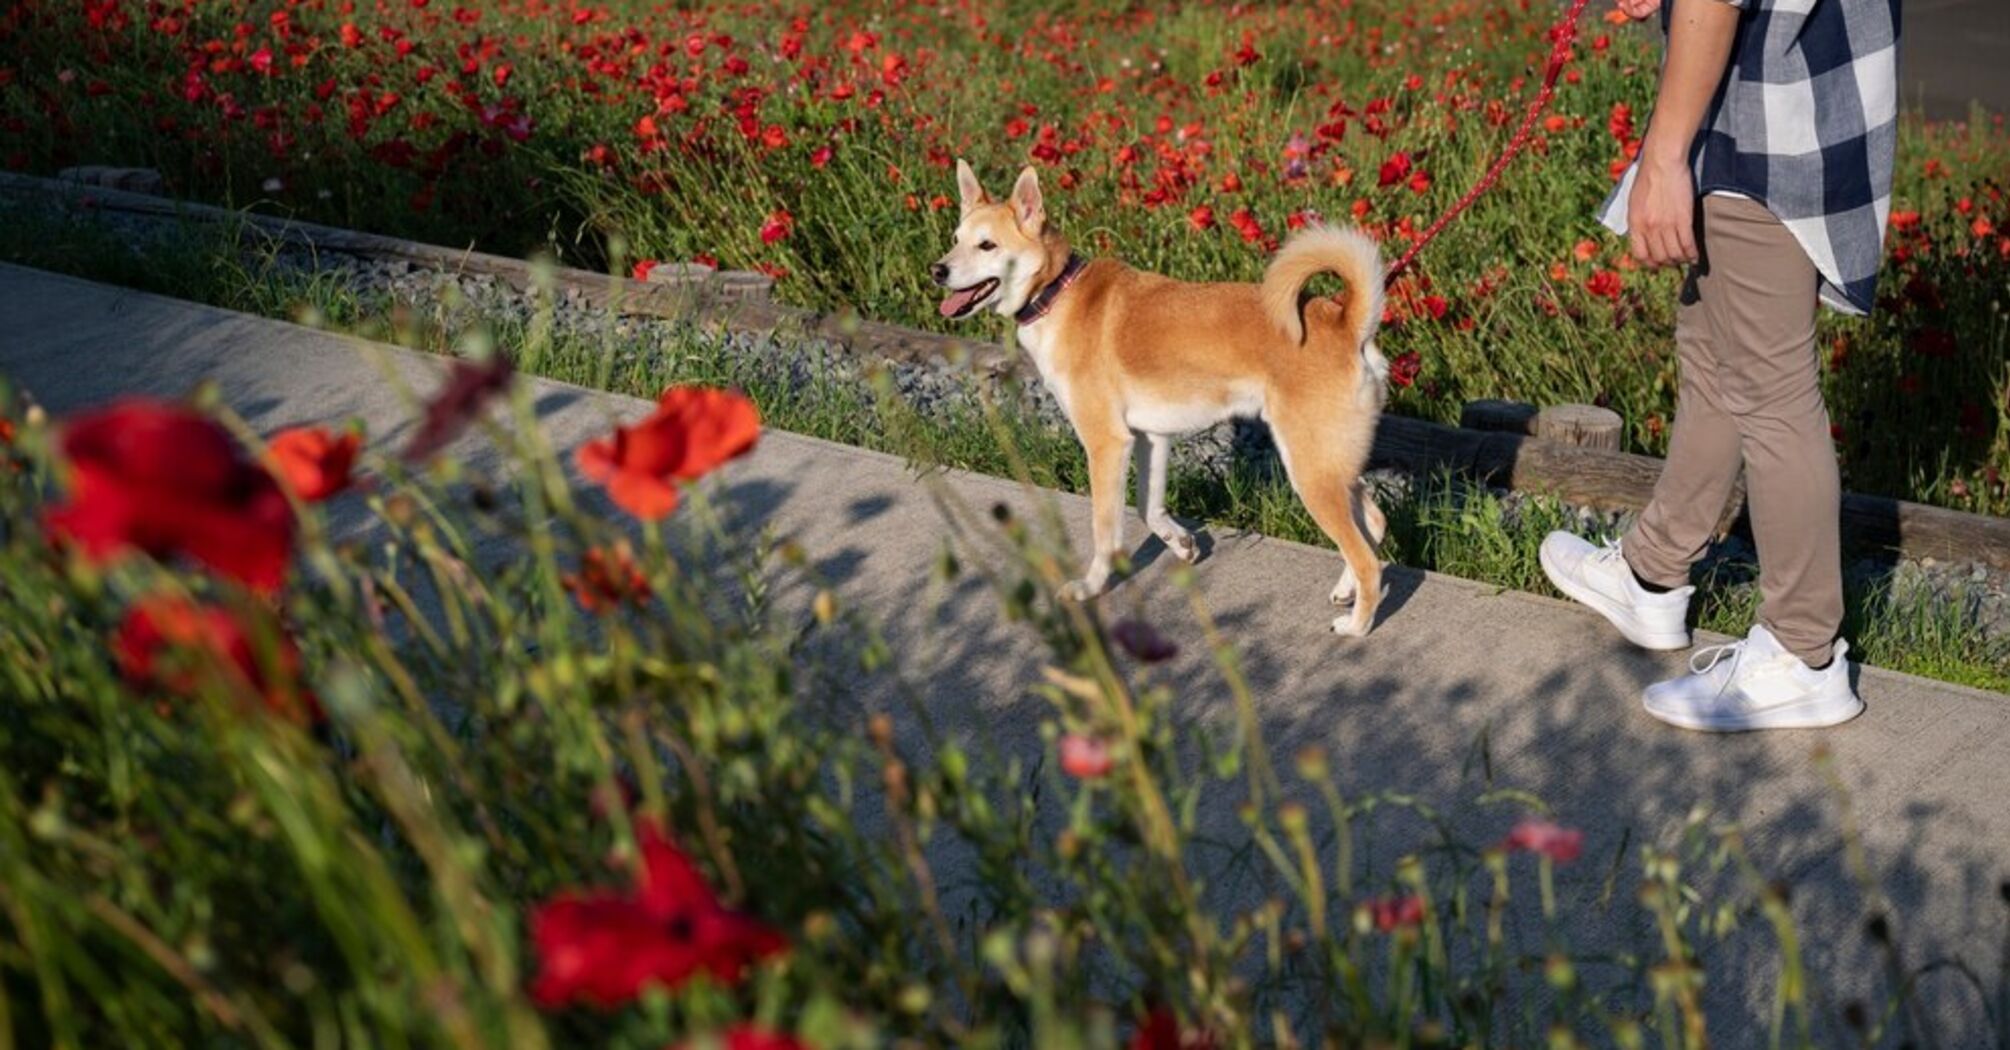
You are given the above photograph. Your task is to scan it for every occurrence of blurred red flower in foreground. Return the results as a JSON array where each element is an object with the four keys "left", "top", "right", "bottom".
[
  {"left": 674, "top": 1027, "right": 811, "bottom": 1050},
  {"left": 563, "top": 543, "right": 651, "bottom": 613},
  {"left": 529, "top": 825, "right": 786, "bottom": 1008},
  {"left": 44, "top": 400, "right": 295, "bottom": 592},
  {"left": 576, "top": 387, "right": 760, "bottom": 520},
  {"left": 1369, "top": 894, "right": 1425, "bottom": 932},
  {"left": 1503, "top": 819, "right": 1583, "bottom": 863},
  {"left": 1130, "top": 1007, "right": 1216, "bottom": 1050},
  {"left": 1111, "top": 618, "right": 1179, "bottom": 663},
  {"left": 265, "top": 426, "right": 359, "bottom": 502},
  {"left": 404, "top": 354, "right": 515, "bottom": 462},
  {"left": 116, "top": 596, "right": 320, "bottom": 723},
  {"left": 1060, "top": 734, "right": 1114, "bottom": 779}
]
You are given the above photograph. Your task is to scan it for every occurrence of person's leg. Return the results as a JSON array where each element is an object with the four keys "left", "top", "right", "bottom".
[
  {"left": 1689, "top": 196, "right": 1840, "bottom": 666},
  {"left": 1622, "top": 213, "right": 1745, "bottom": 591}
]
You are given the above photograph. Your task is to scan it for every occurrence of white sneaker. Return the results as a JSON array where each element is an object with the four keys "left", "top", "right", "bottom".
[
  {"left": 1643, "top": 624, "right": 1864, "bottom": 731},
  {"left": 1539, "top": 533, "right": 1694, "bottom": 650}
]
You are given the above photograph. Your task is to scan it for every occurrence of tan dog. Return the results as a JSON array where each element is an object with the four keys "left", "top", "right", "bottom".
[{"left": 933, "top": 161, "right": 1390, "bottom": 636}]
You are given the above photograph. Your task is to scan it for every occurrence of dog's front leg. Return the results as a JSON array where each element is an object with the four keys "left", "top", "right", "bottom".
[
  {"left": 1136, "top": 433, "right": 1198, "bottom": 564},
  {"left": 1061, "top": 427, "right": 1133, "bottom": 602}
]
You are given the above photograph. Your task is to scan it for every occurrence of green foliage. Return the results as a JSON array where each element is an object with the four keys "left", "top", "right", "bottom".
[{"left": 0, "top": 372, "right": 1980, "bottom": 1048}]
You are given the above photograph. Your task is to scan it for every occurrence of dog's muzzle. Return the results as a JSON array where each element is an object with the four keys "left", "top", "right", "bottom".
[{"left": 929, "top": 262, "right": 950, "bottom": 286}]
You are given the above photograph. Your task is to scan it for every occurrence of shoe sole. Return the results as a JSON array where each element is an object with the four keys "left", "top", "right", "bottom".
[
  {"left": 1643, "top": 692, "right": 1865, "bottom": 732},
  {"left": 1539, "top": 545, "right": 1691, "bottom": 652}
]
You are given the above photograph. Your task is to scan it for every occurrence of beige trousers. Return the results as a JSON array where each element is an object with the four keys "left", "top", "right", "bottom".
[{"left": 1622, "top": 195, "right": 1842, "bottom": 667}]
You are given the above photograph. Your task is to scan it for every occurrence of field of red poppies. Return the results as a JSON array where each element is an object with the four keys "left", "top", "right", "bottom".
[{"left": 3, "top": 1, "right": 2008, "bottom": 511}]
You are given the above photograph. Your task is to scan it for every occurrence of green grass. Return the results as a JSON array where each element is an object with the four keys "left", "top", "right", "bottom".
[{"left": 3, "top": 205, "right": 2003, "bottom": 691}]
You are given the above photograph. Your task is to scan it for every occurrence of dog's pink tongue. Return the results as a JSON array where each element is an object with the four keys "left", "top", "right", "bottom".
[{"left": 939, "top": 285, "right": 982, "bottom": 318}]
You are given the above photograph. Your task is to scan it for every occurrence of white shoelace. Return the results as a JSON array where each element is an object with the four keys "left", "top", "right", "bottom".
[
  {"left": 1689, "top": 640, "right": 1745, "bottom": 677},
  {"left": 1689, "top": 639, "right": 1800, "bottom": 683}
]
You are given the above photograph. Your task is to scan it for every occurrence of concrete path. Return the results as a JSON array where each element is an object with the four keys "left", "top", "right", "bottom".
[
  {"left": 3, "top": 263, "right": 2006, "bottom": 1045},
  {"left": 1901, "top": 0, "right": 2010, "bottom": 119}
]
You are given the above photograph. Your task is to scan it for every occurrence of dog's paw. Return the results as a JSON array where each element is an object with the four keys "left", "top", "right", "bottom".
[
  {"left": 1330, "top": 573, "right": 1358, "bottom": 607},
  {"left": 1329, "top": 613, "right": 1372, "bottom": 638},
  {"left": 1166, "top": 531, "right": 1201, "bottom": 565},
  {"left": 1060, "top": 579, "right": 1103, "bottom": 603}
]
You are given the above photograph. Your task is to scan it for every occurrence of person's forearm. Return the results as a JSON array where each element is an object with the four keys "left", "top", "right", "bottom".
[{"left": 1640, "top": 0, "right": 1741, "bottom": 168}]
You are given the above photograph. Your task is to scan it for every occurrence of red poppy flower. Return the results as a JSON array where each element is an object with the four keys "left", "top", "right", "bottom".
[
  {"left": 1369, "top": 894, "right": 1425, "bottom": 932},
  {"left": 44, "top": 400, "right": 295, "bottom": 592},
  {"left": 1503, "top": 819, "right": 1583, "bottom": 863},
  {"left": 1584, "top": 269, "right": 1623, "bottom": 301},
  {"left": 575, "top": 387, "right": 760, "bottom": 520},
  {"left": 632, "top": 258, "right": 660, "bottom": 281},
  {"left": 529, "top": 826, "right": 786, "bottom": 1008},
  {"left": 1608, "top": 102, "right": 1634, "bottom": 144},
  {"left": 759, "top": 210, "right": 793, "bottom": 245},
  {"left": 266, "top": 426, "right": 359, "bottom": 502},
  {"left": 1909, "top": 328, "right": 1957, "bottom": 359},
  {"left": 1060, "top": 734, "right": 1114, "bottom": 779},
  {"left": 116, "top": 595, "right": 320, "bottom": 722},
  {"left": 1388, "top": 351, "right": 1422, "bottom": 389},
  {"left": 1130, "top": 1008, "right": 1215, "bottom": 1050},
  {"left": 1377, "top": 151, "right": 1412, "bottom": 188},
  {"left": 564, "top": 543, "right": 651, "bottom": 613},
  {"left": 674, "top": 1027, "right": 810, "bottom": 1050}
]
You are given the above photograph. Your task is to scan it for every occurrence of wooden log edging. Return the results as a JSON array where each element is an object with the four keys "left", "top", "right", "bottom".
[
  {"left": 1374, "top": 414, "right": 2010, "bottom": 570},
  {"left": 6, "top": 170, "right": 2008, "bottom": 568}
]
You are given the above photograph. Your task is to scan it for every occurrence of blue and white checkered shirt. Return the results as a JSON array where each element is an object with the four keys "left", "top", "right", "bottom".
[{"left": 1600, "top": 0, "right": 1901, "bottom": 315}]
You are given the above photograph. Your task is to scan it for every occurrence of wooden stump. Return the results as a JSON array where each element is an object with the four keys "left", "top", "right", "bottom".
[{"left": 1534, "top": 404, "right": 1623, "bottom": 451}]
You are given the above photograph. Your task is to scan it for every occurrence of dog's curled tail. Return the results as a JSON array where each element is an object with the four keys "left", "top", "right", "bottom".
[{"left": 1261, "top": 224, "right": 1384, "bottom": 350}]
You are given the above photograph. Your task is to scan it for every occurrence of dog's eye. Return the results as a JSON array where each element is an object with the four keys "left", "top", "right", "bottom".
[{"left": 977, "top": 240, "right": 996, "bottom": 252}]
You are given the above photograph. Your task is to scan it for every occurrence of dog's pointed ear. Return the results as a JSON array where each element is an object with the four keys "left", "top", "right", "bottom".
[
  {"left": 1010, "top": 166, "right": 1045, "bottom": 235},
  {"left": 955, "top": 158, "right": 986, "bottom": 214}
]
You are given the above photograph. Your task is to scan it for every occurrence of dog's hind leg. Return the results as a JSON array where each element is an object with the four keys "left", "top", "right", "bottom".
[
  {"left": 1061, "top": 424, "right": 1134, "bottom": 602},
  {"left": 1274, "top": 420, "right": 1383, "bottom": 636},
  {"left": 1135, "top": 432, "right": 1198, "bottom": 564}
]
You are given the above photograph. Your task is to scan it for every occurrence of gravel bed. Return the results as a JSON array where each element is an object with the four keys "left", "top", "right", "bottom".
[{"left": 18, "top": 199, "right": 2010, "bottom": 645}]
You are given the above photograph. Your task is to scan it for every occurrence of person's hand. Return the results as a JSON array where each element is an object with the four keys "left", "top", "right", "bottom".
[
  {"left": 1616, "top": 0, "right": 1662, "bottom": 20},
  {"left": 1626, "top": 154, "right": 1697, "bottom": 267}
]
